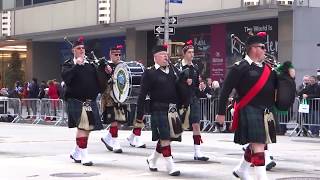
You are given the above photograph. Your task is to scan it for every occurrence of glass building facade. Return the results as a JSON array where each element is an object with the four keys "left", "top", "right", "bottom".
[{"left": 0, "top": 0, "right": 67, "bottom": 10}]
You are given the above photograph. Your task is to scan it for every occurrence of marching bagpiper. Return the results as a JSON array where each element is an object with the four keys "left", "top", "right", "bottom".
[
  {"left": 136, "top": 45, "right": 182, "bottom": 176},
  {"left": 216, "top": 32, "right": 278, "bottom": 180},
  {"left": 62, "top": 36, "right": 108, "bottom": 166}
]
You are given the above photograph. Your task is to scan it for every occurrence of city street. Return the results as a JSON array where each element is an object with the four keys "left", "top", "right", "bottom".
[{"left": 1, "top": 123, "right": 320, "bottom": 180}]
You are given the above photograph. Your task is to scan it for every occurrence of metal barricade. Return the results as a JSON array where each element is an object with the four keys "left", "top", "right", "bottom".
[
  {"left": 0, "top": 97, "right": 22, "bottom": 123},
  {"left": 199, "top": 98, "right": 216, "bottom": 132},
  {"left": 8, "top": 98, "right": 23, "bottom": 123},
  {"left": 38, "top": 98, "right": 66, "bottom": 126},
  {"left": 298, "top": 98, "right": 320, "bottom": 137},
  {"left": 19, "top": 98, "right": 41, "bottom": 124},
  {"left": 199, "top": 98, "right": 233, "bottom": 132},
  {"left": 276, "top": 97, "right": 300, "bottom": 136}
]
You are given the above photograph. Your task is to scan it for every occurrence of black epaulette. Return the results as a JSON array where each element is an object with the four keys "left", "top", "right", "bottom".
[
  {"left": 64, "top": 58, "right": 72, "bottom": 63},
  {"left": 63, "top": 58, "right": 73, "bottom": 65},
  {"left": 231, "top": 60, "right": 252, "bottom": 74},
  {"left": 233, "top": 60, "right": 250, "bottom": 67},
  {"left": 147, "top": 65, "right": 156, "bottom": 70},
  {"left": 234, "top": 61, "right": 242, "bottom": 66}
]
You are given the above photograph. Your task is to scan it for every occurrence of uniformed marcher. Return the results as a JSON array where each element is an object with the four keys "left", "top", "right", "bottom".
[
  {"left": 62, "top": 36, "right": 107, "bottom": 166},
  {"left": 100, "top": 45, "right": 146, "bottom": 153},
  {"left": 216, "top": 32, "right": 277, "bottom": 180},
  {"left": 176, "top": 40, "right": 209, "bottom": 161},
  {"left": 136, "top": 45, "right": 181, "bottom": 176}
]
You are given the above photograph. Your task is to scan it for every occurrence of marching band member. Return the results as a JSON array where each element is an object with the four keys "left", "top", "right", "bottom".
[
  {"left": 100, "top": 45, "right": 146, "bottom": 153},
  {"left": 176, "top": 40, "right": 209, "bottom": 161},
  {"left": 62, "top": 36, "right": 107, "bottom": 166},
  {"left": 136, "top": 45, "right": 181, "bottom": 176},
  {"left": 216, "top": 32, "right": 278, "bottom": 180}
]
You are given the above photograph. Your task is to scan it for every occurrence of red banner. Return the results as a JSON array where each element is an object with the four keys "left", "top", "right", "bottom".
[{"left": 210, "top": 24, "right": 227, "bottom": 82}]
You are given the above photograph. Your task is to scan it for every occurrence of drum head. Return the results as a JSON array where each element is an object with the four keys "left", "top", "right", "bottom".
[{"left": 112, "top": 63, "right": 131, "bottom": 103}]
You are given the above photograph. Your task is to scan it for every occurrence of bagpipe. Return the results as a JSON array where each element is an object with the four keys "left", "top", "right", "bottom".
[{"left": 230, "top": 33, "right": 296, "bottom": 111}]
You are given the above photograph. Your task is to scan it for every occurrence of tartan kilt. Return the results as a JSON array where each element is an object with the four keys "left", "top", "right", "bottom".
[
  {"left": 66, "top": 98, "right": 103, "bottom": 131},
  {"left": 234, "top": 105, "right": 277, "bottom": 145},
  {"left": 151, "top": 111, "right": 181, "bottom": 142},
  {"left": 102, "top": 105, "right": 128, "bottom": 124},
  {"left": 189, "top": 97, "right": 201, "bottom": 125}
]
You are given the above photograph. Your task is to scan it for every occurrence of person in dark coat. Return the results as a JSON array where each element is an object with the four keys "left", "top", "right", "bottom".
[
  {"left": 61, "top": 36, "right": 108, "bottom": 166},
  {"left": 28, "top": 78, "right": 39, "bottom": 118},
  {"left": 216, "top": 32, "right": 278, "bottom": 180},
  {"left": 136, "top": 45, "right": 181, "bottom": 176},
  {"left": 298, "top": 75, "right": 320, "bottom": 136},
  {"left": 175, "top": 40, "right": 209, "bottom": 161}
]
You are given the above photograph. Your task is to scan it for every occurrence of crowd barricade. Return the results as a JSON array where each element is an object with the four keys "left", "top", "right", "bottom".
[
  {"left": 199, "top": 98, "right": 233, "bottom": 132},
  {"left": 38, "top": 98, "right": 66, "bottom": 126},
  {"left": 18, "top": 98, "right": 41, "bottom": 124},
  {"left": 276, "top": 97, "right": 301, "bottom": 136},
  {"left": 0, "top": 97, "right": 23, "bottom": 123},
  {"left": 8, "top": 98, "right": 23, "bottom": 122},
  {"left": 297, "top": 98, "right": 320, "bottom": 137},
  {"left": 199, "top": 98, "right": 215, "bottom": 132}
]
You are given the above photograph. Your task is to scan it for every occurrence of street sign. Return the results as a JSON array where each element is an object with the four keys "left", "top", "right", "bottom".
[
  {"left": 154, "top": 26, "right": 175, "bottom": 35},
  {"left": 170, "top": 0, "right": 182, "bottom": 3},
  {"left": 161, "top": 16, "right": 178, "bottom": 25}
]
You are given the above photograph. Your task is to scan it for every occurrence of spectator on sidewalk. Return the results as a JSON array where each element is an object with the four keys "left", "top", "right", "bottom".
[
  {"left": 298, "top": 76, "right": 320, "bottom": 137},
  {"left": 48, "top": 80, "right": 60, "bottom": 120},
  {"left": 297, "top": 75, "right": 310, "bottom": 94},
  {"left": 198, "top": 80, "right": 212, "bottom": 99},
  {"left": 28, "top": 78, "right": 40, "bottom": 118},
  {"left": 38, "top": 81, "right": 47, "bottom": 99},
  {"left": 211, "top": 81, "right": 220, "bottom": 99}
]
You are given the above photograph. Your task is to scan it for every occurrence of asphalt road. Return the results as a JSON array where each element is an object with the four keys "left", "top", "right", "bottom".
[{"left": 1, "top": 123, "right": 320, "bottom": 180}]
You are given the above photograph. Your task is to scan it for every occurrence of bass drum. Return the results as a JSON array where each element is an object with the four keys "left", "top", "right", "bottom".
[{"left": 111, "top": 61, "right": 144, "bottom": 104}]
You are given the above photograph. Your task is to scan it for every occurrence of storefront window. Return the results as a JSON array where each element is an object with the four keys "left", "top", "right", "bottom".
[
  {"left": 24, "top": 0, "right": 32, "bottom": 6},
  {"left": 0, "top": 46, "right": 27, "bottom": 89},
  {"left": 33, "top": 0, "right": 56, "bottom": 4},
  {"left": 2, "top": 0, "right": 15, "bottom": 10},
  {"left": 15, "top": 0, "right": 23, "bottom": 7}
]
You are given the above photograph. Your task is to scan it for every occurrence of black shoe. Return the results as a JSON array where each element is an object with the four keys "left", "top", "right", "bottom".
[
  {"left": 194, "top": 156, "right": 209, "bottom": 161},
  {"left": 232, "top": 171, "right": 240, "bottom": 178},
  {"left": 146, "top": 159, "right": 158, "bottom": 172},
  {"left": 82, "top": 161, "right": 93, "bottom": 166},
  {"left": 69, "top": 154, "right": 81, "bottom": 163},
  {"left": 270, "top": 156, "right": 274, "bottom": 160},
  {"left": 113, "top": 148, "right": 123, "bottom": 153},
  {"left": 101, "top": 138, "right": 113, "bottom": 151},
  {"left": 169, "top": 170, "right": 180, "bottom": 176},
  {"left": 266, "top": 161, "right": 276, "bottom": 171},
  {"left": 137, "top": 144, "right": 146, "bottom": 148}
]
